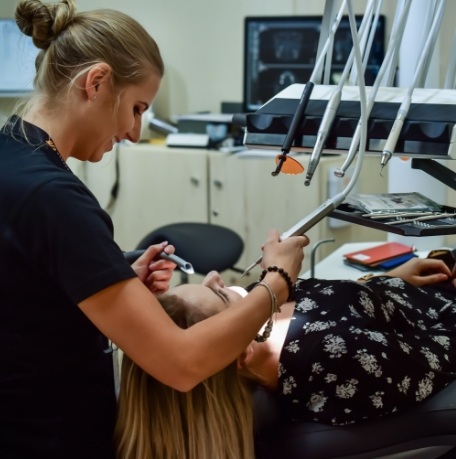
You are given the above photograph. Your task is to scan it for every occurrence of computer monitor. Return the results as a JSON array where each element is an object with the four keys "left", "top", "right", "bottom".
[
  {"left": 0, "top": 18, "right": 39, "bottom": 95},
  {"left": 243, "top": 15, "right": 385, "bottom": 112}
]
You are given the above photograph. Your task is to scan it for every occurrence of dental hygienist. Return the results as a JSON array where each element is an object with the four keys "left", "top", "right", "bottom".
[{"left": 0, "top": 1, "right": 307, "bottom": 458}]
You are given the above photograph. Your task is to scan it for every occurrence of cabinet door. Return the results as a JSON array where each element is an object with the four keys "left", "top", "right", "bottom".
[
  {"left": 209, "top": 152, "right": 322, "bottom": 284},
  {"left": 310, "top": 155, "right": 390, "bottom": 263},
  {"left": 112, "top": 145, "right": 209, "bottom": 250}
]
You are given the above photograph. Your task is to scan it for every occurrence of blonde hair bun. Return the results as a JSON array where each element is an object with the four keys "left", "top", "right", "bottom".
[{"left": 15, "top": 0, "right": 76, "bottom": 50}]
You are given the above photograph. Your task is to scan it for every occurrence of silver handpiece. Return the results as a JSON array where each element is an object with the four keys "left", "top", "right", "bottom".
[
  {"left": 160, "top": 252, "right": 194, "bottom": 274},
  {"left": 241, "top": 198, "right": 341, "bottom": 277},
  {"left": 305, "top": 89, "right": 342, "bottom": 186}
]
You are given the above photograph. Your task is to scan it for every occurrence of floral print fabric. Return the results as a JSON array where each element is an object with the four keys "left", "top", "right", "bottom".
[{"left": 277, "top": 277, "right": 456, "bottom": 425}]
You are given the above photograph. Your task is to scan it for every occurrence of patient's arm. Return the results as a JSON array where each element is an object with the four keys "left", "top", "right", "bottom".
[{"left": 384, "top": 257, "right": 453, "bottom": 287}]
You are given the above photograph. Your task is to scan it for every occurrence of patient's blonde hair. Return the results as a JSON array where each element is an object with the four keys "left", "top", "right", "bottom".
[{"left": 114, "top": 292, "right": 255, "bottom": 459}]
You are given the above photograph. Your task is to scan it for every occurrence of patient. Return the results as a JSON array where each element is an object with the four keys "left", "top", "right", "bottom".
[
  {"left": 115, "top": 257, "right": 456, "bottom": 458},
  {"left": 114, "top": 274, "right": 255, "bottom": 459}
]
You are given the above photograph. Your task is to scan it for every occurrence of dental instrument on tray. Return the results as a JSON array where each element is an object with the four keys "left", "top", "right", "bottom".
[
  {"left": 386, "top": 212, "right": 455, "bottom": 226},
  {"left": 362, "top": 211, "right": 436, "bottom": 219}
]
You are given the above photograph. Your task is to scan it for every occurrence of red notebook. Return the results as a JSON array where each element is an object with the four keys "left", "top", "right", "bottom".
[{"left": 343, "top": 242, "right": 415, "bottom": 267}]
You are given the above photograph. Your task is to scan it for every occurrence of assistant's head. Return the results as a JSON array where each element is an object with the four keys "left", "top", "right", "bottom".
[
  {"left": 15, "top": 0, "right": 163, "bottom": 160},
  {"left": 115, "top": 271, "right": 254, "bottom": 459}
]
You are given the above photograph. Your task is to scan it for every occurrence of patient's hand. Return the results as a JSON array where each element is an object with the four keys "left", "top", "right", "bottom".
[
  {"left": 385, "top": 257, "right": 452, "bottom": 287},
  {"left": 132, "top": 243, "right": 177, "bottom": 294}
]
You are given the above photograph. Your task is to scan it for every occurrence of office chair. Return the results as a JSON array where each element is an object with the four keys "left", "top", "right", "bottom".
[
  {"left": 253, "top": 380, "right": 456, "bottom": 459},
  {"left": 127, "top": 222, "right": 244, "bottom": 283}
]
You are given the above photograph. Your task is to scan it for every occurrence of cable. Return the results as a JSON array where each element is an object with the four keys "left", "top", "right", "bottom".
[
  {"left": 384, "top": 0, "right": 410, "bottom": 86},
  {"left": 443, "top": 30, "right": 456, "bottom": 89},
  {"left": 362, "top": 0, "right": 383, "bottom": 74},
  {"left": 339, "top": 0, "right": 368, "bottom": 198},
  {"left": 415, "top": 0, "right": 439, "bottom": 88},
  {"left": 379, "top": 0, "right": 447, "bottom": 172},
  {"left": 348, "top": 0, "right": 379, "bottom": 85},
  {"left": 304, "top": 0, "right": 376, "bottom": 186},
  {"left": 334, "top": 0, "right": 412, "bottom": 178},
  {"left": 272, "top": 0, "right": 347, "bottom": 176},
  {"left": 305, "top": 0, "right": 348, "bottom": 98},
  {"left": 316, "top": 0, "right": 339, "bottom": 85}
]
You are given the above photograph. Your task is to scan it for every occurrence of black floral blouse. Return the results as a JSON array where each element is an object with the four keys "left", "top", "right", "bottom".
[{"left": 277, "top": 276, "right": 456, "bottom": 425}]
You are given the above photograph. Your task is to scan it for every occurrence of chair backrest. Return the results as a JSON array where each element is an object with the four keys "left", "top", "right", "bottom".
[{"left": 135, "top": 222, "right": 244, "bottom": 281}]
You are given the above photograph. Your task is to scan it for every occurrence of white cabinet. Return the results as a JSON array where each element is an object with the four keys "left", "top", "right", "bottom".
[
  {"left": 111, "top": 146, "right": 209, "bottom": 251},
  {"left": 208, "top": 153, "right": 322, "bottom": 280}
]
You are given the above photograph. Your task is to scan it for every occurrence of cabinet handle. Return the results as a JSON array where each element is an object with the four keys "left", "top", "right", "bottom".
[
  {"left": 190, "top": 176, "right": 200, "bottom": 185},
  {"left": 213, "top": 179, "right": 223, "bottom": 188},
  {"left": 212, "top": 208, "right": 220, "bottom": 217}
]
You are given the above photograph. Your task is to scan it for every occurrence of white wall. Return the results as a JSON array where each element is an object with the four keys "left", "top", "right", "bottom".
[
  {"left": 2, "top": 0, "right": 454, "bottom": 119},
  {"left": 1, "top": 0, "right": 395, "bottom": 120},
  {"left": 2, "top": 0, "right": 455, "bottom": 120}
]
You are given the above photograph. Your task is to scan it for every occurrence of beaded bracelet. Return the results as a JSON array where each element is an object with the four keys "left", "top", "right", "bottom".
[
  {"left": 254, "top": 281, "right": 278, "bottom": 342},
  {"left": 259, "top": 265, "right": 295, "bottom": 301}
]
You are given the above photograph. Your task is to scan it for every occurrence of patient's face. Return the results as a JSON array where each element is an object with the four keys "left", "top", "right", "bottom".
[{"left": 170, "top": 271, "right": 247, "bottom": 315}]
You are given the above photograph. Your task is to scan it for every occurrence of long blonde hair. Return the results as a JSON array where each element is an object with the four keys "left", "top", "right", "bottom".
[
  {"left": 114, "top": 292, "right": 255, "bottom": 459},
  {"left": 14, "top": 0, "right": 163, "bottom": 114}
]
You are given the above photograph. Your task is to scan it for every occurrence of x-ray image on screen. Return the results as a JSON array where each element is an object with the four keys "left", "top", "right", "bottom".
[{"left": 243, "top": 15, "right": 385, "bottom": 112}]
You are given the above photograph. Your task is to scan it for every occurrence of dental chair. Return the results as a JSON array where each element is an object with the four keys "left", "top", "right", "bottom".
[
  {"left": 126, "top": 222, "right": 244, "bottom": 283},
  {"left": 253, "top": 381, "right": 456, "bottom": 459},
  {"left": 124, "top": 227, "right": 456, "bottom": 458},
  {"left": 251, "top": 241, "right": 456, "bottom": 459}
]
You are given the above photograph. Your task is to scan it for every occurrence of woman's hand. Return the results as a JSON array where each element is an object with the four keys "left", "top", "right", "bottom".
[
  {"left": 131, "top": 243, "right": 177, "bottom": 294},
  {"left": 261, "top": 229, "right": 309, "bottom": 283},
  {"left": 385, "top": 257, "right": 453, "bottom": 287}
]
